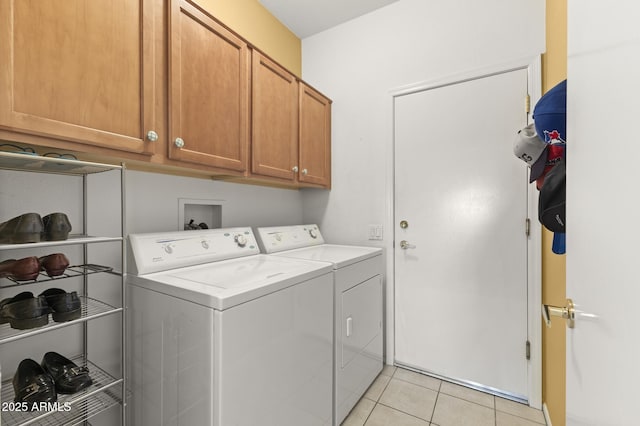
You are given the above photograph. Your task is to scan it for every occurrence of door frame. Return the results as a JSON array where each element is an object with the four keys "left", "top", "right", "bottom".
[{"left": 385, "top": 56, "right": 543, "bottom": 408}]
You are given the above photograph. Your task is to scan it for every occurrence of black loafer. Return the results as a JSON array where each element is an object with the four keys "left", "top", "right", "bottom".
[
  {"left": 39, "top": 288, "right": 81, "bottom": 322},
  {"left": 0, "top": 292, "right": 50, "bottom": 329},
  {"left": 0, "top": 213, "right": 43, "bottom": 244},
  {"left": 41, "top": 352, "right": 92, "bottom": 394},
  {"left": 42, "top": 213, "right": 72, "bottom": 241},
  {"left": 13, "top": 358, "right": 57, "bottom": 406}
]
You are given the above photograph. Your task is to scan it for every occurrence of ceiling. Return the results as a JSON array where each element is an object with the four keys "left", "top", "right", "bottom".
[{"left": 259, "top": 0, "right": 400, "bottom": 38}]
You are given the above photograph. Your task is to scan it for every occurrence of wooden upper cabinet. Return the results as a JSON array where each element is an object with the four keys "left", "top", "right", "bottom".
[
  {"left": 0, "top": 0, "right": 156, "bottom": 154},
  {"left": 0, "top": 0, "right": 330, "bottom": 186},
  {"left": 168, "top": 0, "right": 249, "bottom": 173},
  {"left": 251, "top": 51, "right": 299, "bottom": 181},
  {"left": 299, "top": 83, "right": 331, "bottom": 188}
]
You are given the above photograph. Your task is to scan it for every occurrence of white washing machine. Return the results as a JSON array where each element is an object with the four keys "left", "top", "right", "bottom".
[
  {"left": 256, "top": 224, "right": 383, "bottom": 425},
  {"left": 126, "top": 227, "right": 334, "bottom": 426}
]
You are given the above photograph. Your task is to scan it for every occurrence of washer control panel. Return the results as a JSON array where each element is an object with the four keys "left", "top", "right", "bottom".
[
  {"left": 256, "top": 224, "right": 325, "bottom": 254},
  {"left": 129, "top": 227, "right": 259, "bottom": 275}
]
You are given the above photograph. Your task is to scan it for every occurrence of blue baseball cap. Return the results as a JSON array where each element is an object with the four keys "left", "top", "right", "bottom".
[
  {"left": 533, "top": 79, "right": 566, "bottom": 144},
  {"left": 552, "top": 232, "right": 565, "bottom": 255},
  {"left": 534, "top": 80, "right": 567, "bottom": 255}
]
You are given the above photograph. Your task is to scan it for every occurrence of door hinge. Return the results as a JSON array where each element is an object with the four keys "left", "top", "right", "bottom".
[
  {"left": 526, "top": 340, "right": 531, "bottom": 360},
  {"left": 525, "top": 218, "right": 531, "bottom": 237},
  {"left": 525, "top": 94, "right": 531, "bottom": 114}
]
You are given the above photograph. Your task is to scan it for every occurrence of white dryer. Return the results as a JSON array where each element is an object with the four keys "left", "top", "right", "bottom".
[
  {"left": 256, "top": 224, "right": 383, "bottom": 425},
  {"left": 126, "top": 227, "right": 334, "bottom": 426}
]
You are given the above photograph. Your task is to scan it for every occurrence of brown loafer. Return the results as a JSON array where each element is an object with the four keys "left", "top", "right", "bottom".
[
  {"left": 39, "top": 253, "right": 70, "bottom": 277},
  {"left": 0, "top": 257, "right": 40, "bottom": 281},
  {"left": 42, "top": 213, "right": 72, "bottom": 241},
  {"left": 0, "top": 213, "right": 43, "bottom": 244}
]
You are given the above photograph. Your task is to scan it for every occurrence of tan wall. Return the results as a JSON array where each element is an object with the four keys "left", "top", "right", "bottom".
[
  {"left": 541, "top": 0, "right": 567, "bottom": 424},
  {"left": 194, "top": 0, "right": 302, "bottom": 76}
]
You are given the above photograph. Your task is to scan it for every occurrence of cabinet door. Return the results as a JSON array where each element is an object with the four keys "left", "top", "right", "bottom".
[
  {"left": 251, "top": 51, "right": 298, "bottom": 181},
  {"left": 168, "top": 0, "right": 249, "bottom": 172},
  {"left": 0, "top": 0, "right": 156, "bottom": 154},
  {"left": 299, "top": 83, "right": 331, "bottom": 187}
]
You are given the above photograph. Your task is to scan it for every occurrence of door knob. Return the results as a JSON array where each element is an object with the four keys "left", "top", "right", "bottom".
[
  {"left": 542, "top": 298, "right": 575, "bottom": 328},
  {"left": 400, "top": 220, "right": 409, "bottom": 229},
  {"left": 174, "top": 137, "right": 185, "bottom": 148},
  {"left": 400, "top": 240, "right": 416, "bottom": 250}
]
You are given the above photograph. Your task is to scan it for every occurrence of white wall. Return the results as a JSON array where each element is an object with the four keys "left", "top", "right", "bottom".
[
  {"left": 126, "top": 170, "right": 303, "bottom": 234},
  {"left": 301, "top": 0, "right": 545, "bottom": 243},
  {"left": 301, "top": 0, "right": 545, "bottom": 362}
]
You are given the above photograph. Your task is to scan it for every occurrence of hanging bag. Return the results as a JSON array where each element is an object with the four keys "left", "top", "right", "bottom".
[{"left": 538, "top": 157, "right": 566, "bottom": 233}]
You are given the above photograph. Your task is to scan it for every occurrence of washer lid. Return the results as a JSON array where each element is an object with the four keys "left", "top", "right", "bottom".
[
  {"left": 128, "top": 254, "right": 332, "bottom": 310},
  {"left": 270, "top": 244, "right": 382, "bottom": 269}
]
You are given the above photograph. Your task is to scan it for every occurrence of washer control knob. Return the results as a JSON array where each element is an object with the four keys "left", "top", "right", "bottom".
[
  {"left": 164, "top": 245, "right": 173, "bottom": 254},
  {"left": 201, "top": 240, "right": 210, "bottom": 249},
  {"left": 309, "top": 229, "right": 318, "bottom": 239},
  {"left": 235, "top": 234, "right": 247, "bottom": 247}
]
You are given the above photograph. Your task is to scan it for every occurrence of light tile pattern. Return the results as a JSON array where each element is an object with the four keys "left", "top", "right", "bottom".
[{"left": 341, "top": 366, "right": 547, "bottom": 426}]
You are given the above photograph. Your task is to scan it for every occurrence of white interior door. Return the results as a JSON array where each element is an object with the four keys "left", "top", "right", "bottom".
[
  {"left": 394, "top": 69, "right": 530, "bottom": 399},
  {"left": 565, "top": 1, "right": 640, "bottom": 424}
]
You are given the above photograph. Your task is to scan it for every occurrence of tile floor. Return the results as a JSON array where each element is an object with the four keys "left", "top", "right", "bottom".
[{"left": 342, "top": 366, "right": 547, "bottom": 426}]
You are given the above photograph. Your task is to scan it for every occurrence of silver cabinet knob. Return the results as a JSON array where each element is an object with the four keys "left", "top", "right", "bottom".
[
  {"left": 302, "top": 168, "right": 308, "bottom": 175},
  {"left": 146, "top": 130, "right": 159, "bottom": 142},
  {"left": 174, "top": 137, "right": 185, "bottom": 148},
  {"left": 292, "top": 166, "right": 299, "bottom": 173}
]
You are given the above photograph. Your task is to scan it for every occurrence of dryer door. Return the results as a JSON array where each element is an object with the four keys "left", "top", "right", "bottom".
[
  {"left": 340, "top": 275, "right": 383, "bottom": 368},
  {"left": 338, "top": 275, "right": 383, "bottom": 423}
]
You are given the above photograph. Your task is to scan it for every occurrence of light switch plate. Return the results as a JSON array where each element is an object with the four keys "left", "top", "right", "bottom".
[{"left": 368, "top": 224, "right": 383, "bottom": 240}]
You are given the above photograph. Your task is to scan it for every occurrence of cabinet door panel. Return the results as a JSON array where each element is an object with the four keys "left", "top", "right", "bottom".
[
  {"left": 251, "top": 51, "right": 298, "bottom": 181},
  {"left": 299, "top": 84, "right": 331, "bottom": 187},
  {"left": 169, "top": 1, "right": 249, "bottom": 172},
  {"left": 0, "top": 0, "right": 155, "bottom": 154}
]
